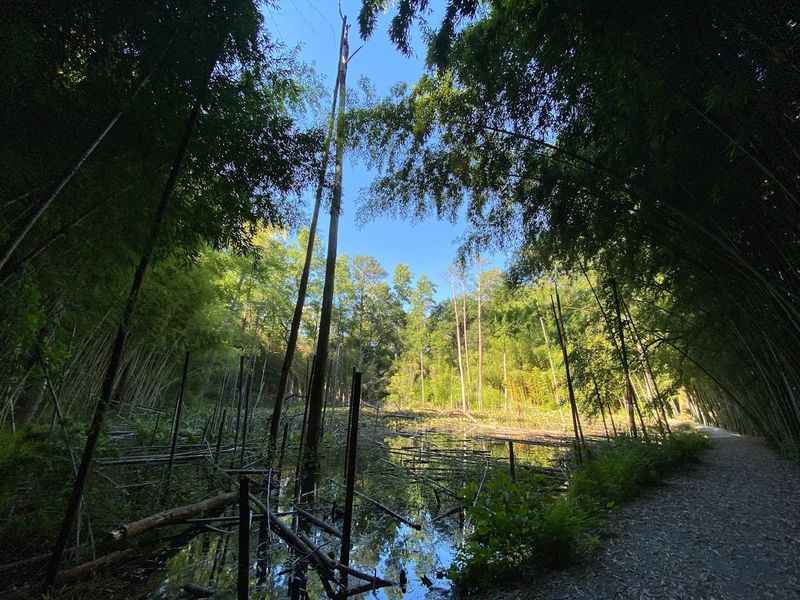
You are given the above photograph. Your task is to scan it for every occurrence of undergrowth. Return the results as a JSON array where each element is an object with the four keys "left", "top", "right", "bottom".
[{"left": 452, "top": 429, "right": 710, "bottom": 593}]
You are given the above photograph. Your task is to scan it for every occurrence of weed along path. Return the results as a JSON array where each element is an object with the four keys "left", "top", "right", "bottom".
[{"left": 494, "top": 428, "right": 800, "bottom": 599}]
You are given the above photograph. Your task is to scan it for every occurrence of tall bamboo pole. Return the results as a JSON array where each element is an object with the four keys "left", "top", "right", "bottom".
[
  {"left": 610, "top": 279, "right": 639, "bottom": 436},
  {"left": 461, "top": 282, "right": 471, "bottom": 402},
  {"left": 164, "top": 351, "right": 190, "bottom": 494},
  {"left": 476, "top": 261, "right": 483, "bottom": 411},
  {"left": 238, "top": 477, "right": 250, "bottom": 600},
  {"left": 268, "top": 19, "right": 346, "bottom": 459},
  {"left": 622, "top": 297, "right": 672, "bottom": 435},
  {"left": 450, "top": 282, "right": 468, "bottom": 414},
  {"left": 551, "top": 294, "right": 584, "bottom": 463},
  {"left": 339, "top": 370, "right": 362, "bottom": 590},
  {"left": 302, "top": 17, "right": 349, "bottom": 488}
]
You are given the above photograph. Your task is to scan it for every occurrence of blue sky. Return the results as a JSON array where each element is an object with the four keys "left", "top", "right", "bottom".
[{"left": 263, "top": 0, "right": 507, "bottom": 299}]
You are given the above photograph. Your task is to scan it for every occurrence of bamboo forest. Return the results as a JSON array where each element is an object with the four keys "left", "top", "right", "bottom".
[{"left": 2, "top": 1, "right": 799, "bottom": 599}]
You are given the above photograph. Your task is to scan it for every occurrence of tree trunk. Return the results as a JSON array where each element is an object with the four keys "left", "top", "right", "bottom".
[
  {"left": 301, "top": 20, "right": 349, "bottom": 488},
  {"left": 268, "top": 20, "right": 345, "bottom": 458},
  {"left": 451, "top": 283, "right": 468, "bottom": 415},
  {"left": 476, "top": 264, "right": 483, "bottom": 411}
]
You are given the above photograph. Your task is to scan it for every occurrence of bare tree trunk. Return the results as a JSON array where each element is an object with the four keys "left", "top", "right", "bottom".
[
  {"left": 268, "top": 20, "right": 346, "bottom": 459},
  {"left": 451, "top": 283, "right": 468, "bottom": 415},
  {"left": 502, "top": 347, "right": 509, "bottom": 412},
  {"left": 302, "top": 19, "right": 349, "bottom": 488},
  {"left": 45, "top": 55, "right": 215, "bottom": 590},
  {"left": 476, "top": 263, "right": 483, "bottom": 411},
  {"left": 419, "top": 351, "right": 425, "bottom": 404}
]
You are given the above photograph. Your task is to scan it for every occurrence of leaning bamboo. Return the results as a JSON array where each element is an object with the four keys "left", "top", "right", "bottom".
[
  {"left": 164, "top": 351, "right": 190, "bottom": 493},
  {"left": 302, "top": 17, "right": 350, "bottom": 487},
  {"left": 44, "top": 55, "right": 218, "bottom": 591}
]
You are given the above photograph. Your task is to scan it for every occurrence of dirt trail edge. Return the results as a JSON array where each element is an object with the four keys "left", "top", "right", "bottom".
[{"left": 491, "top": 427, "right": 800, "bottom": 599}]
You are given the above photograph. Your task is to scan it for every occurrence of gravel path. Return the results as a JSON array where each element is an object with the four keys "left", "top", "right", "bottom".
[{"left": 490, "top": 427, "right": 800, "bottom": 600}]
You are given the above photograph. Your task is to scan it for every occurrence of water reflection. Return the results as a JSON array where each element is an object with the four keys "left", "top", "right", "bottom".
[{"left": 149, "top": 427, "right": 564, "bottom": 599}]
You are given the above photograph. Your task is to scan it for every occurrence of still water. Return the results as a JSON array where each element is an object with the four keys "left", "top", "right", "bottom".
[{"left": 149, "top": 426, "right": 566, "bottom": 599}]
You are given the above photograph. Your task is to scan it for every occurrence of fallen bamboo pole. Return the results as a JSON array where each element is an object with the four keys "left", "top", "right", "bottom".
[
  {"left": 246, "top": 494, "right": 395, "bottom": 595},
  {"left": 330, "top": 480, "right": 422, "bottom": 531},
  {"left": 296, "top": 508, "right": 342, "bottom": 538},
  {"left": 110, "top": 491, "right": 238, "bottom": 540}
]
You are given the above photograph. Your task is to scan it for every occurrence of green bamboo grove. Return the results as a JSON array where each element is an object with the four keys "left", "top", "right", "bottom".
[{"left": 352, "top": 0, "right": 800, "bottom": 455}]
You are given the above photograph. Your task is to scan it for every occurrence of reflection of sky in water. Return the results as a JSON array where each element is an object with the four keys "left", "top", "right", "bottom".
[{"left": 149, "top": 429, "right": 564, "bottom": 599}]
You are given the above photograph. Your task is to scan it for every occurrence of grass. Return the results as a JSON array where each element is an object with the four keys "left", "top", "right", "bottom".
[{"left": 452, "top": 429, "right": 710, "bottom": 593}]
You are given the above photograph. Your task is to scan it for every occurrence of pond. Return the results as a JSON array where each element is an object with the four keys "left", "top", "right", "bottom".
[{"left": 148, "top": 416, "right": 568, "bottom": 599}]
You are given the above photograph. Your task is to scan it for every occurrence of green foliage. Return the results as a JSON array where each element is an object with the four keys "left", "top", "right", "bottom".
[
  {"left": 454, "top": 471, "right": 591, "bottom": 590},
  {"left": 0, "top": 427, "right": 52, "bottom": 504},
  {"left": 570, "top": 432, "right": 710, "bottom": 510},
  {"left": 0, "top": 425, "right": 119, "bottom": 555},
  {"left": 453, "top": 431, "right": 709, "bottom": 593},
  {"left": 355, "top": 0, "right": 800, "bottom": 450}
]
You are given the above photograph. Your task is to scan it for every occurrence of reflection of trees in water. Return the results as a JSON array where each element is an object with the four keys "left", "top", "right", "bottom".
[{"left": 153, "top": 426, "right": 567, "bottom": 598}]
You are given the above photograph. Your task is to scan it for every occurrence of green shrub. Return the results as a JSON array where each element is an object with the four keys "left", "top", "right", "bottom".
[
  {"left": 570, "top": 431, "right": 709, "bottom": 511},
  {"left": 452, "top": 471, "right": 593, "bottom": 590},
  {"left": 453, "top": 430, "right": 709, "bottom": 594}
]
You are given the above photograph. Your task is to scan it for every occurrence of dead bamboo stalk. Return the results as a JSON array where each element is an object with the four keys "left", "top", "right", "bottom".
[
  {"left": 302, "top": 16, "right": 350, "bottom": 489},
  {"left": 340, "top": 369, "right": 361, "bottom": 590},
  {"left": 268, "top": 19, "right": 346, "bottom": 458},
  {"left": 110, "top": 491, "right": 238, "bottom": 540},
  {"left": 164, "top": 351, "right": 190, "bottom": 494},
  {"left": 238, "top": 477, "right": 250, "bottom": 600}
]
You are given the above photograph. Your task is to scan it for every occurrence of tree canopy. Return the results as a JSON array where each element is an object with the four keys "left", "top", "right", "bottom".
[{"left": 351, "top": 0, "right": 800, "bottom": 450}]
